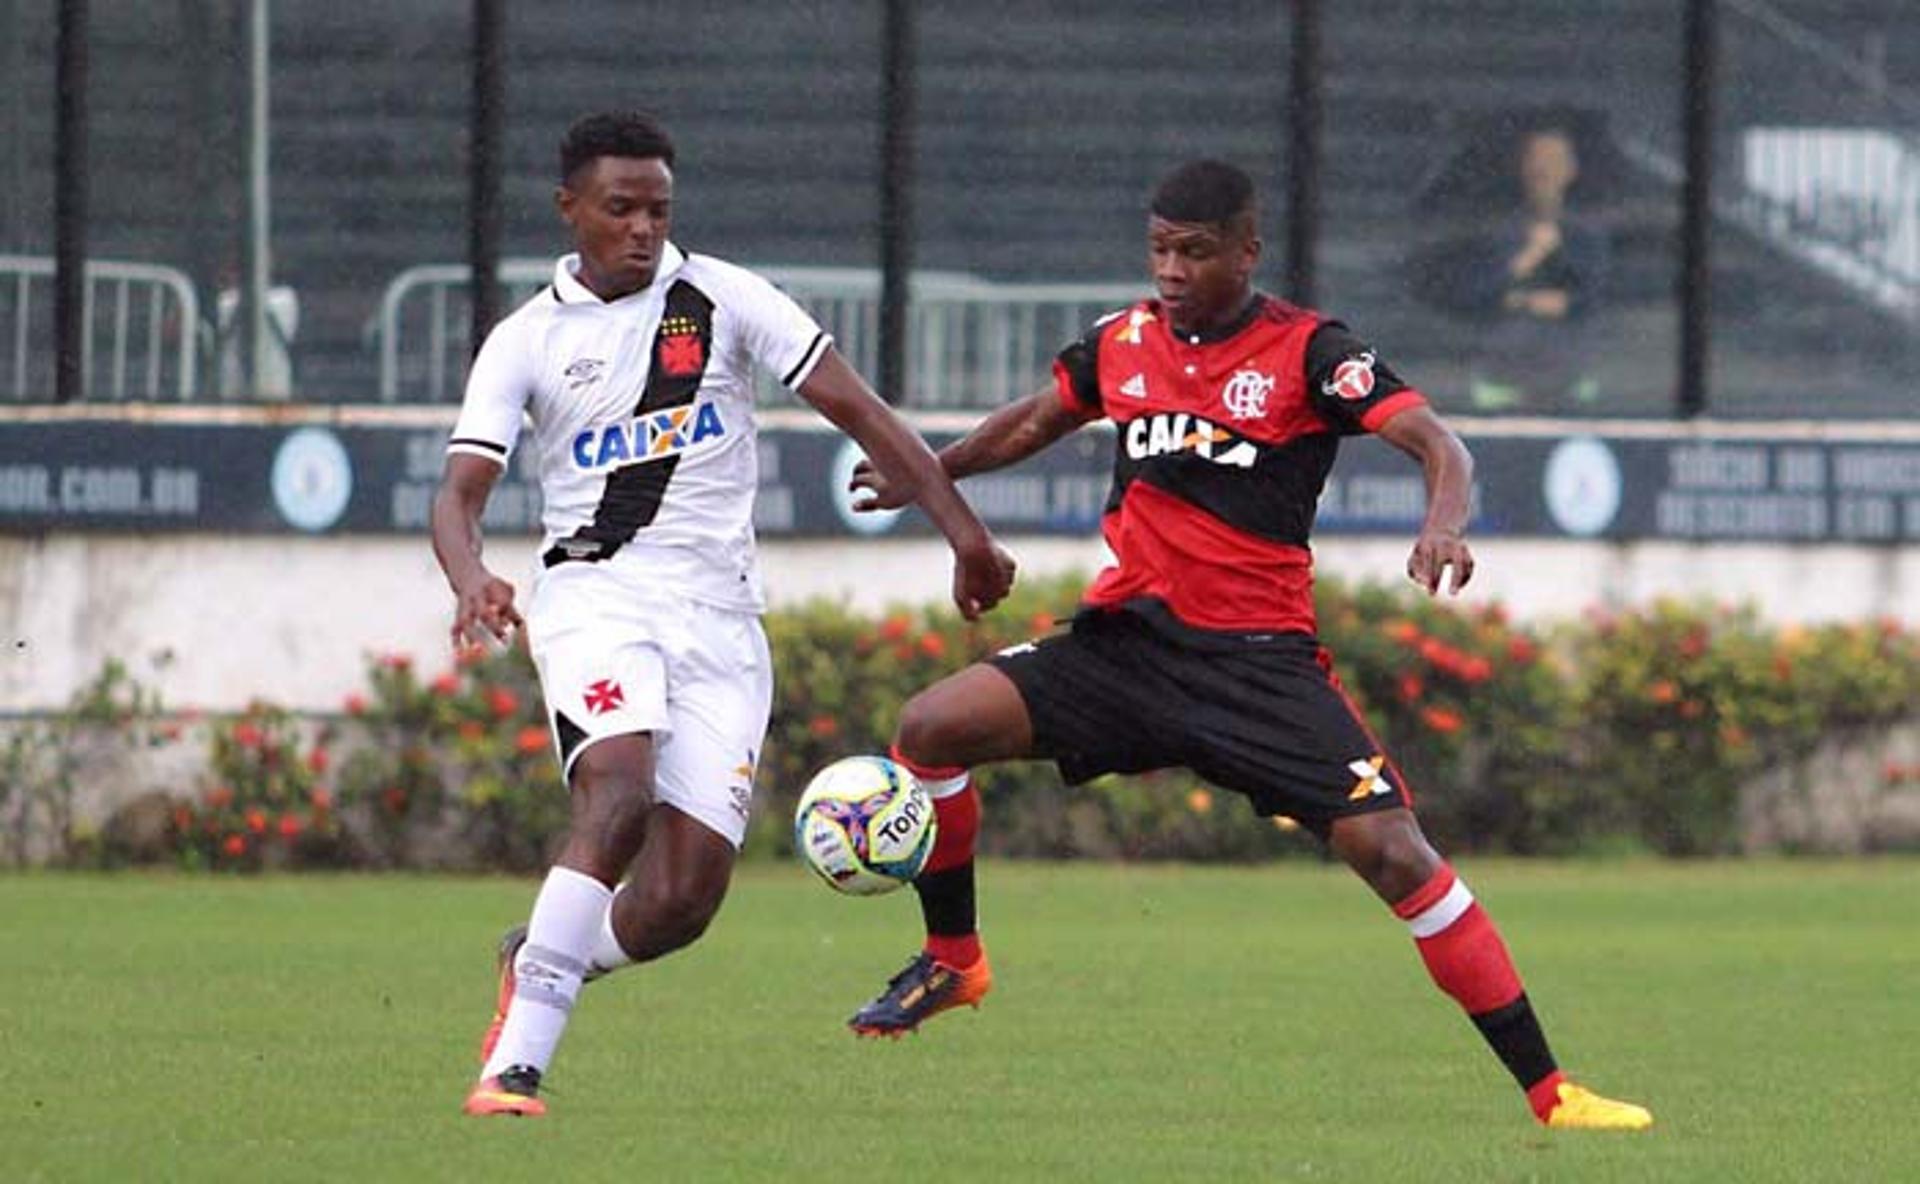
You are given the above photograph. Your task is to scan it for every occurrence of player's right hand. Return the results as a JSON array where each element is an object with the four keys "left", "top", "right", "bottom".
[
  {"left": 848, "top": 457, "right": 914, "bottom": 512},
  {"left": 451, "top": 572, "right": 524, "bottom": 648},
  {"left": 952, "top": 539, "right": 1017, "bottom": 621}
]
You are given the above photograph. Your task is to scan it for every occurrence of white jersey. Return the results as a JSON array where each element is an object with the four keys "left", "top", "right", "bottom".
[{"left": 448, "top": 244, "right": 830, "bottom": 612}]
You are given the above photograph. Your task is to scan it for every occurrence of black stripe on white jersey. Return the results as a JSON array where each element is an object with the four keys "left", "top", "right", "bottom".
[
  {"left": 781, "top": 331, "right": 829, "bottom": 388},
  {"left": 542, "top": 279, "right": 716, "bottom": 568}
]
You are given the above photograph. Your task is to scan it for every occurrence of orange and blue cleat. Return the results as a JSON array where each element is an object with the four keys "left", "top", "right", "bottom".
[
  {"left": 848, "top": 949, "right": 993, "bottom": 1038},
  {"left": 477, "top": 925, "right": 527, "bottom": 1066},
  {"left": 462, "top": 1065, "right": 546, "bottom": 1117}
]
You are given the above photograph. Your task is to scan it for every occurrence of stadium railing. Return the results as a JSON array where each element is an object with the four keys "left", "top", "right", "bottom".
[
  {"left": 374, "top": 260, "right": 1142, "bottom": 408},
  {"left": 0, "top": 255, "right": 200, "bottom": 402}
]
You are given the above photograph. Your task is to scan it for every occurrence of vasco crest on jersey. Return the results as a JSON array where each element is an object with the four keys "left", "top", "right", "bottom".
[{"left": 656, "top": 314, "right": 705, "bottom": 377}]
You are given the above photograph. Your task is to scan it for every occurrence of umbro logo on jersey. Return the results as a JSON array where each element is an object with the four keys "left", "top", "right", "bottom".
[
  {"left": 564, "top": 358, "right": 606, "bottom": 388},
  {"left": 571, "top": 403, "right": 727, "bottom": 469},
  {"left": 1119, "top": 374, "right": 1148, "bottom": 399},
  {"left": 1123, "top": 411, "right": 1257, "bottom": 468}
]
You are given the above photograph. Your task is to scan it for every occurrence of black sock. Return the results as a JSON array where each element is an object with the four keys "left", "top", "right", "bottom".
[
  {"left": 1470, "top": 993, "right": 1559, "bottom": 1090},
  {"left": 914, "top": 862, "right": 976, "bottom": 936}
]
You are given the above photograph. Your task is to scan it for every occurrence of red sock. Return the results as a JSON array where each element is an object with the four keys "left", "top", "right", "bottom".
[
  {"left": 1393, "top": 865, "right": 1523, "bottom": 1013},
  {"left": 890, "top": 746, "right": 977, "bottom": 873},
  {"left": 1526, "top": 1070, "right": 1570, "bottom": 1122},
  {"left": 891, "top": 746, "right": 981, "bottom": 968}
]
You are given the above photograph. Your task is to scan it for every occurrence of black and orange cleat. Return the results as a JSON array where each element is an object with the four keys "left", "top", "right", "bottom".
[
  {"left": 477, "top": 924, "right": 527, "bottom": 1065},
  {"left": 848, "top": 950, "right": 993, "bottom": 1038},
  {"left": 462, "top": 1064, "right": 545, "bottom": 1117}
]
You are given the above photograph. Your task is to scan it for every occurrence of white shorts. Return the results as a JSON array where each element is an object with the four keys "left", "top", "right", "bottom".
[{"left": 527, "top": 562, "right": 772, "bottom": 848}]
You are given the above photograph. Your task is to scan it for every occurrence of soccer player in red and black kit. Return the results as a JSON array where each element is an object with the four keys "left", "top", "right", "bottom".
[{"left": 844, "top": 159, "right": 1652, "bottom": 1131}]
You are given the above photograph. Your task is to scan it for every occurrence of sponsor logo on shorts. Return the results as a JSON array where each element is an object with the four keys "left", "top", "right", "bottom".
[{"left": 1347, "top": 755, "right": 1389, "bottom": 800}]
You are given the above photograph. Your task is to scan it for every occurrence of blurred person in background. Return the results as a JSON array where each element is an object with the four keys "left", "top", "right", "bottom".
[
  {"left": 845, "top": 158, "right": 1651, "bottom": 1132},
  {"left": 1451, "top": 126, "right": 1612, "bottom": 411},
  {"left": 433, "top": 110, "right": 1015, "bottom": 1118}
]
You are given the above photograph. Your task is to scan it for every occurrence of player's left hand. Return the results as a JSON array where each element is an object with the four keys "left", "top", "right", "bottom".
[
  {"left": 952, "top": 539, "right": 1017, "bottom": 621},
  {"left": 1408, "top": 529, "right": 1474, "bottom": 596},
  {"left": 848, "top": 457, "right": 913, "bottom": 512}
]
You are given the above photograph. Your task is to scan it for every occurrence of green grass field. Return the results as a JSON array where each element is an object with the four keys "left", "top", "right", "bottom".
[{"left": 4, "top": 859, "right": 1917, "bottom": 1182}]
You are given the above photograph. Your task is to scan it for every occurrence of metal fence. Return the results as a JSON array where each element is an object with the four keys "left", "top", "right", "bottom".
[
  {"left": 374, "top": 261, "right": 1142, "bottom": 408},
  {"left": 0, "top": 255, "right": 199, "bottom": 402}
]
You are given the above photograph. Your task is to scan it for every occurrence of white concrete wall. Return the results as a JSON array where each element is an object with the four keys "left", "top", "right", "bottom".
[{"left": 5, "top": 531, "right": 1918, "bottom": 712}]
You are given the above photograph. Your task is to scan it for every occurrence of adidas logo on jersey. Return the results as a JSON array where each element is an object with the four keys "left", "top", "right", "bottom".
[
  {"left": 572, "top": 403, "right": 727, "bottom": 469},
  {"left": 1123, "top": 411, "right": 1257, "bottom": 468}
]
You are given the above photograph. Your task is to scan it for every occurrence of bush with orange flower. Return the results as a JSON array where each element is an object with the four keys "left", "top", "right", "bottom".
[{"left": 176, "top": 700, "right": 346, "bottom": 870}]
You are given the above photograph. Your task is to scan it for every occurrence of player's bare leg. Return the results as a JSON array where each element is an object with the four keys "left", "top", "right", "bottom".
[
  {"left": 849, "top": 664, "right": 1031, "bottom": 1037},
  {"left": 1330, "top": 808, "right": 1652, "bottom": 1130},
  {"left": 466, "top": 734, "right": 656, "bottom": 1116}
]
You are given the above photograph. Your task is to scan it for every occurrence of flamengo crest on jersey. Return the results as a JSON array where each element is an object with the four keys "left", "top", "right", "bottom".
[{"left": 447, "top": 246, "right": 831, "bottom": 612}]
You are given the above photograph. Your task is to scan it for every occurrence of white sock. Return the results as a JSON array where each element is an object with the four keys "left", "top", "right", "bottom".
[
  {"left": 480, "top": 866, "right": 611, "bottom": 1080},
  {"left": 586, "top": 884, "right": 636, "bottom": 979}
]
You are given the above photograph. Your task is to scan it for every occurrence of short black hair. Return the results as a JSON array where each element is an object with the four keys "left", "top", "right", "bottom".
[
  {"left": 1150, "top": 160, "right": 1257, "bottom": 228},
  {"left": 559, "top": 111, "right": 676, "bottom": 183}
]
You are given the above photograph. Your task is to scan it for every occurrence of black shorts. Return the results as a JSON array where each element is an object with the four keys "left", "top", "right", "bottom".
[{"left": 990, "top": 609, "right": 1411, "bottom": 827}]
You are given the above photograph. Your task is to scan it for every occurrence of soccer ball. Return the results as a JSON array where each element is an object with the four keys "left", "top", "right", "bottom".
[{"left": 793, "top": 755, "right": 937, "bottom": 896}]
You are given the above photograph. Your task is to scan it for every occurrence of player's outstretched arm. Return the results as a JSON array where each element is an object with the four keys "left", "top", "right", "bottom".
[
  {"left": 796, "top": 347, "right": 1016, "bottom": 620},
  {"left": 1376, "top": 405, "right": 1476, "bottom": 596},
  {"left": 431, "top": 453, "right": 525, "bottom": 647},
  {"left": 849, "top": 386, "right": 1088, "bottom": 510}
]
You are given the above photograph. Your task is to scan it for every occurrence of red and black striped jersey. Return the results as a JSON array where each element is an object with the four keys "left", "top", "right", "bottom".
[{"left": 1052, "top": 293, "right": 1426, "bottom": 639}]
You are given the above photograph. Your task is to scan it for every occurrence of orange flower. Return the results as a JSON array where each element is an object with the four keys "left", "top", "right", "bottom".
[
  {"left": 245, "top": 809, "right": 267, "bottom": 834},
  {"left": 277, "top": 814, "right": 303, "bottom": 839},
  {"left": 1720, "top": 723, "right": 1749, "bottom": 750},
  {"left": 891, "top": 642, "right": 915, "bottom": 663},
  {"left": 343, "top": 693, "right": 368, "bottom": 716},
  {"left": 515, "top": 726, "right": 550, "bottom": 755},
  {"left": 458, "top": 720, "right": 486, "bottom": 741},
  {"left": 880, "top": 614, "right": 912, "bottom": 642},
  {"left": 206, "top": 785, "right": 234, "bottom": 809},
  {"left": 1649, "top": 680, "right": 1679, "bottom": 704},
  {"left": 1459, "top": 656, "right": 1493, "bottom": 684},
  {"left": 171, "top": 806, "right": 193, "bottom": 831},
  {"left": 232, "top": 721, "right": 264, "bottom": 749},
  {"left": 487, "top": 686, "right": 520, "bottom": 718},
  {"left": 1028, "top": 611, "right": 1056, "bottom": 636},
  {"left": 917, "top": 632, "right": 948, "bottom": 660},
  {"left": 306, "top": 747, "right": 330, "bottom": 775},
  {"left": 309, "top": 787, "right": 334, "bottom": 811},
  {"left": 1397, "top": 673, "right": 1425, "bottom": 702},
  {"left": 1186, "top": 787, "right": 1213, "bottom": 814},
  {"left": 1506, "top": 636, "right": 1538, "bottom": 664},
  {"left": 1420, "top": 706, "right": 1465, "bottom": 734},
  {"left": 430, "top": 673, "right": 461, "bottom": 697},
  {"left": 222, "top": 834, "right": 247, "bottom": 857},
  {"left": 1385, "top": 619, "right": 1421, "bottom": 644},
  {"left": 807, "top": 715, "right": 839, "bottom": 740}
]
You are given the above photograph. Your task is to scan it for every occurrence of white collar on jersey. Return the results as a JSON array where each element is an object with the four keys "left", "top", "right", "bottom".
[{"left": 551, "top": 242, "right": 687, "bottom": 306}]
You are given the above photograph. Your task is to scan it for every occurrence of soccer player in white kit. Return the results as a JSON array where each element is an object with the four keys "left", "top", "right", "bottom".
[{"left": 433, "top": 111, "right": 1016, "bottom": 1117}]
